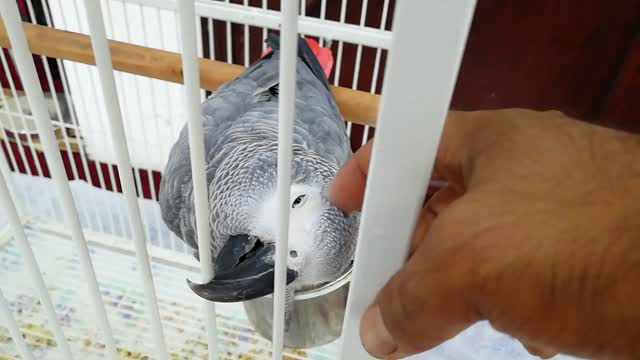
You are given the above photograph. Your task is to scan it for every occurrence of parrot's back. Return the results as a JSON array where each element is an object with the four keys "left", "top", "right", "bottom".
[{"left": 159, "top": 34, "right": 351, "bottom": 252}]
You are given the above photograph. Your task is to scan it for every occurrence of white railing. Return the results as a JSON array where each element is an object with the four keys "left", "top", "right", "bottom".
[
  {"left": 0, "top": 0, "right": 476, "bottom": 359},
  {"left": 84, "top": 1, "right": 169, "bottom": 358},
  {"left": 338, "top": 1, "right": 477, "bottom": 358},
  {"left": 272, "top": 1, "right": 298, "bottom": 358},
  {"left": 177, "top": 1, "right": 218, "bottom": 359},
  {"left": 127, "top": 0, "right": 392, "bottom": 49}
]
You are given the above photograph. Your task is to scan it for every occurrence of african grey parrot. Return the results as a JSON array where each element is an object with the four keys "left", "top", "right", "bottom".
[{"left": 158, "top": 33, "right": 359, "bottom": 306}]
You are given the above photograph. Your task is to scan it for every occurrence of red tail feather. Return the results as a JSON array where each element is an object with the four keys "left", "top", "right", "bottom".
[{"left": 260, "top": 37, "right": 334, "bottom": 79}]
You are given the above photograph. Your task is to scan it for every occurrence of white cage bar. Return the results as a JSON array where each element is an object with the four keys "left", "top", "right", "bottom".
[
  {"left": 38, "top": 0, "right": 108, "bottom": 234},
  {"left": 361, "top": 0, "right": 390, "bottom": 146},
  {"left": 272, "top": 1, "right": 299, "bottom": 359},
  {"left": 339, "top": 1, "right": 477, "bottom": 358},
  {"left": 177, "top": 1, "right": 218, "bottom": 359},
  {"left": 23, "top": 0, "right": 78, "bottom": 188},
  {"left": 346, "top": 0, "right": 370, "bottom": 138},
  {"left": 83, "top": 1, "right": 169, "bottom": 359},
  {"left": 0, "top": 50, "right": 43, "bottom": 180},
  {"left": 125, "top": 0, "right": 392, "bottom": 50}
]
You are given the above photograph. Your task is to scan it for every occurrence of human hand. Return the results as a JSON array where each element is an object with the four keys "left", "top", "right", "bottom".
[{"left": 329, "top": 109, "right": 640, "bottom": 360}]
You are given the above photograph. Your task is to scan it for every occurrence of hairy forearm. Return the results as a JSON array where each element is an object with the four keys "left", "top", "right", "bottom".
[
  {"left": 530, "top": 127, "right": 640, "bottom": 359},
  {"left": 479, "top": 122, "right": 640, "bottom": 360},
  {"left": 599, "top": 130, "right": 640, "bottom": 359}
]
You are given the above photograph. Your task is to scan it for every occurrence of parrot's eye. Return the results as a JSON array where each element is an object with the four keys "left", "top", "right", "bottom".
[{"left": 292, "top": 194, "right": 307, "bottom": 208}]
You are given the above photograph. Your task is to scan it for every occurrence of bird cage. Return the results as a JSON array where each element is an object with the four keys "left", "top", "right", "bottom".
[{"left": 0, "top": 1, "right": 553, "bottom": 359}]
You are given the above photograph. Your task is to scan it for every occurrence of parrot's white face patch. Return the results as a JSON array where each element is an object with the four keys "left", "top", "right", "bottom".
[
  {"left": 287, "top": 183, "right": 323, "bottom": 267},
  {"left": 250, "top": 183, "right": 325, "bottom": 285}
]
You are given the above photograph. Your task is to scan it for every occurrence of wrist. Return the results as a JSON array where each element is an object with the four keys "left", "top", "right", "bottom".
[{"left": 568, "top": 125, "right": 640, "bottom": 359}]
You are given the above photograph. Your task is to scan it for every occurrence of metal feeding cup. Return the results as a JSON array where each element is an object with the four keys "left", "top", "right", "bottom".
[{"left": 242, "top": 268, "right": 352, "bottom": 349}]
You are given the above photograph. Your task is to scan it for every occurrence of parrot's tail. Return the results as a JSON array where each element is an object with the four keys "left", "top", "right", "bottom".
[{"left": 261, "top": 33, "right": 333, "bottom": 90}]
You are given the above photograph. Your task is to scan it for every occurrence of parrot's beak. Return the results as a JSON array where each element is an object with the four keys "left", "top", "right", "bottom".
[{"left": 187, "top": 235, "right": 298, "bottom": 302}]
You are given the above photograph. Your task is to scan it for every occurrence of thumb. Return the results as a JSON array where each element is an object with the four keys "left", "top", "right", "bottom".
[{"left": 360, "top": 208, "right": 480, "bottom": 359}]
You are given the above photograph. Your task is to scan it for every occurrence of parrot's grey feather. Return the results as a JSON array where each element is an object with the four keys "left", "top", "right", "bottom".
[
  {"left": 253, "top": 80, "right": 279, "bottom": 103},
  {"left": 159, "top": 33, "right": 352, "bottom": 259}
]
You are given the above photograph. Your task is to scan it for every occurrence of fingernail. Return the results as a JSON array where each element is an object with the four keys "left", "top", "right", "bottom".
[{"left": 361, "top": 305, "right": 397, "bottom": 358}]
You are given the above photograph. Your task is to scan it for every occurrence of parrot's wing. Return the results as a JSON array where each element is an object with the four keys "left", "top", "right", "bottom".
[
  {"left": 159, "top": 52, "right": 265, "bottom": 249},
  {"left": 262, "top": 33, "right": 352, "bottom": 166},
  {"left": 199, "top": 33, "right": 350, "bottom": 172}
]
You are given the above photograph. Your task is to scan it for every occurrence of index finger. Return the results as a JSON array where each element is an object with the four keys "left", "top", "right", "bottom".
[
  {"left": 328, "top": 112, "right": 472, "bottom": 213},
  {"left": 328, "top": 140, "right": 374, "bottom": 213}
]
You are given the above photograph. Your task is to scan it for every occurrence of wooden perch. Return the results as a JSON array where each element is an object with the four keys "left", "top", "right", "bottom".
[{"left": 0, "top": 20, "right": 379, "bottom": 127}]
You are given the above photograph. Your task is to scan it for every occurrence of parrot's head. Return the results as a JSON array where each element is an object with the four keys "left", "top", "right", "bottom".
[{"left": 187, "top": 153, "right": 359, "bottom": 303}]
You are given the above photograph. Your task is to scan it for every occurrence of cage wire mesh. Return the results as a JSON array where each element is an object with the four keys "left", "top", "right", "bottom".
[
  {"left": 0, "top": 1, "right": 582, "bottom": 360},
  {"left": 1, "top": 0, "right": 390, "bottom": 245}
]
